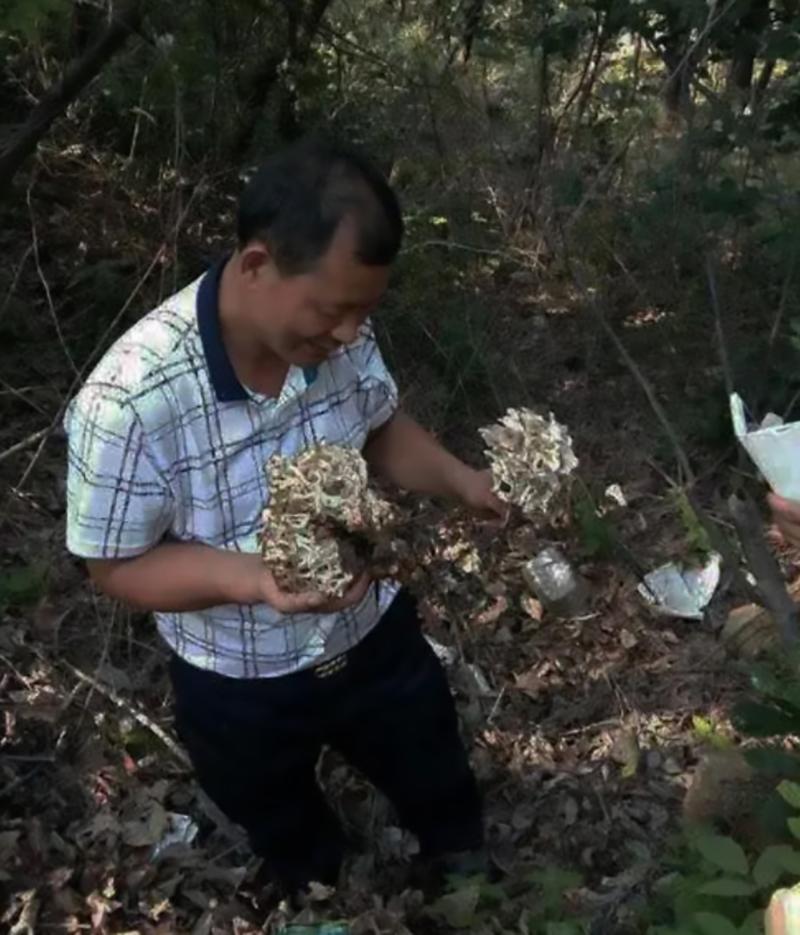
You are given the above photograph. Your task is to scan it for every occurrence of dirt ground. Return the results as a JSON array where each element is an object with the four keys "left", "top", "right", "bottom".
[{"left": 0, "top": 152, "right": 778, "bottom": 933}]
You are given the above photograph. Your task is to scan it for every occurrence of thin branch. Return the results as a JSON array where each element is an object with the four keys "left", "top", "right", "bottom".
[
  {"left": 0, "top": 427, "right": 49, "bottom": 466},
  {"left": 0, "top": 379, "right": 49, "bottom": 418},
  {"left": 769, "top": 247, "right": 797, "bottom": 348},
  {"left": 705, "top": 256, "right": 734, "bottom": 400},
  {"left": 27, "top": 182, "right": 79, "bottom": 378},
  {"left": 564, "top": 0, "right": 740, "bottom": 232},
  {"left": 728, "top": 492, "right": 800, "bottom": 645},
  {"left": 63, "top": 657, "right": 190, "bottom": 767},
  {"left": 0, "top": 244, "right": 33, "bottom": 323},
  {"left": 583, "top": 285, "right": 696, "bottom": 484},
  {"left": 0, "top": 0, "right": 142, "bottom": 192},
  {"left": 5, "top": 177, "right": 205, "bottom": 498},
  {"left": 9, "top": 245, "right": 167, "bottom": 495}
]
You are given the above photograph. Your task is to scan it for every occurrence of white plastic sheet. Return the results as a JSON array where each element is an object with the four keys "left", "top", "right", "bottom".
[
  {"left": 638, "top": 552, "right": 721, "bottom": 620},
  {"left": 731, "top": 392, "right": 800, "bottom": 500}
]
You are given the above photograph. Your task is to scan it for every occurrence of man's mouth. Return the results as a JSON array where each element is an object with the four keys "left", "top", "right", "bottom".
[{"left": 309, "top": 341, "right": 339, "bottom": 356}]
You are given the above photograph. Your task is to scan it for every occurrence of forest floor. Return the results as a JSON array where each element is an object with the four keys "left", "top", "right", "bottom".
[{"left": 0, "top": 147, "right": 793, "bottom": 934}]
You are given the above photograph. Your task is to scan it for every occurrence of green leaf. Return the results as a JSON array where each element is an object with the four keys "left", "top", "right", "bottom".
[
  {"left": 0, "top": 564, "right": 45, "bottom": 607},
  {"left": 572, "top": 489, "right": 617, "bottom": 559},
  {"left": 692, "top": 912, "right": 739, "bottom": 935},
  {"left": 745, "top": 747, "right": 800, "bottom": 778},
  {"left": 429, "top": 884, "right": 480, "bottom": 928},
  {"left": 693, "top": 715, "right": 714, "bottom": 736},
  {"left": 753, "top": 845, "right": 800, "bottom": 888},
  {"left": 788, "top": 816, "right": 800, "bottom": 841},
  {"left": 733, "top": 701, "right": 800, "bottom": 738},
  {"left": 545, "top": 924, "right": 584, "bottom": 935},
  {"left": 527, "top": 866, "right": 583, "bottom": 893},
  {"left": 696, "top": 878, "right": 756, "bottom": 897},
  {"left": 674, "top": 489, "right": 712, "bottom": 556},
  {"left": 694, "top": 833, "right": 749, "bottom": 876},
  {"left": 739, "top": 910, "right": 764, "bottom": 935},
  {"left": 778, "top": 780, "right": 800, "bottom": 809}
]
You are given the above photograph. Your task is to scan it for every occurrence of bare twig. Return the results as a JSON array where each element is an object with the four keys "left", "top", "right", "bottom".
[
  {"left": 705, "top": 256, "right": 734, "bottom": 400},
  {"left": 770, "top": 243, "right": 798, "bottom": 353},
  {"left": 782, "top": 385, "right": 800, "bottom": 422},
  {"left": 4, "top": 179, "right": 204, "bottom": 499},
  {"left": 728, "top": 492, "right": 799, "bottom": 645},
  {"left": 0, "top": 753, "right": 56, "bottom": 763},
  {"left": 564, "top": 0, "right": 740, "bottom": 232},
  {"left": 0, "top": 427, "right": 49, "bottom": 465},
  {"left": 0, "top": 0, "right": 142, "bottom": 192},
  {"left": 0, "top": 766, "right": 42, "bottom": 800},
  {"left": 8, "top": 246, "right": 166, "bottom": 495},
  {"left": 760, "top": 240, "right": 800, "bottom": 415},
  {"left": 0, "top": 379, "right": 50, "bottom": 418},
  {"left": 584, "top": 286, "right": 696, "bottom": 484},
  {"left": 62, "top": 658, "right": 190, "bottom": 767},
  {"left": 0, "top": 244, "right": 33, "bottom": 322},
  {"left": 569, "top": 260, "right": 760, "bottom": 603},
  {"left": 27, "top": 182, "right": 79, "bottom": 378}
]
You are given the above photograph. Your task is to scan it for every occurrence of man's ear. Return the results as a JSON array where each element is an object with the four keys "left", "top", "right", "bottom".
[{"left": 239, "top": 241, "right": 273, "bottom": 281}]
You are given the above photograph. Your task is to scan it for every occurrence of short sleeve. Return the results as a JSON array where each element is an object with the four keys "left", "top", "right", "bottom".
[
  {"left": 64, "top": 384, "right": 174, "bottom": 559},
  {"left": 348, "top": 322, "right": 399, "bottom": 433}
]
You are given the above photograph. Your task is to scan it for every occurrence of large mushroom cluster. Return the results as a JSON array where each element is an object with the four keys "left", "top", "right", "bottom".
[
  {"left": 259, "top": 407, "right": 578, "bottom": 598},
  {"left": 479, "top": 407, "right": 578, "bottom": 519},
  {"left": 259, "top": 445, "right": 397, "bottom": 598}
]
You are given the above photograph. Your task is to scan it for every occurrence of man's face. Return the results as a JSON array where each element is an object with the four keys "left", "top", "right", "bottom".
[{"left": 238, "top": 221, "right": 390, "bottom": 366}]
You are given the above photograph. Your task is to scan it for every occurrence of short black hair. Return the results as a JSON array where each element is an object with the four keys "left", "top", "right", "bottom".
[{"left": 237, "top": 138, "right": 403, "bottom": 275}]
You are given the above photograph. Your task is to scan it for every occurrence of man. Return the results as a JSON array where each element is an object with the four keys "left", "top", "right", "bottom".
[{"left": 64, "top": 140, "right": 504, "bottom": 893}]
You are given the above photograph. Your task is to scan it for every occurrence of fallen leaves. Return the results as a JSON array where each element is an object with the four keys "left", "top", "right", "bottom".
[{"left": 0, "top": 458, "right": 750, "bottom": 935}]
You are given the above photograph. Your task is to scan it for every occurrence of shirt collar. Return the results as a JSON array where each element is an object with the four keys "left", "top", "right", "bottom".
[
  {"left": 197, "top": 256, "right": 249, "bottom": 402},
  {"left": 197, "top": 256, "right": 319, "bottom": 402}
]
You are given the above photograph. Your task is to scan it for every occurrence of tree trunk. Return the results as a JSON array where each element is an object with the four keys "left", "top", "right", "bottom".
[
  {"left": 461, "top": 0, "right": 485, "bottom": 64},
  {"left": 232, "top": 0, "right": 333, "bottom": 157},
  {"left": 0, "top": 0, "right": 141, "bottom": 196},
  {"left": 662, "top": 41, "right": 693, "bottom": 118},
  {"left": 727, "top": 0, "right": 771, "bottom": 98}
]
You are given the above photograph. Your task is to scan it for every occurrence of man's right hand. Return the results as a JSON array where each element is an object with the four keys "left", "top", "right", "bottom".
[
  {"left": 257, "top": 566, "right": 372, "bottom": 615},
  {"left": 768, "top": 493, "right": 800, "bottom": 548},
  {"left": 87, "top": 544, "right": 372, "bottom": 615}
]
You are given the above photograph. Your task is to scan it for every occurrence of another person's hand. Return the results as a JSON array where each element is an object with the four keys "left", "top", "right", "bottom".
[
  {"left": 452, "top": 467, "right": 509, "bottom": 522},
  {"left": 257, "top": 566, "right": 372, "bottom": 615},
  {"left": 768, "top": 493, "right": 800, "bottom": 548}
]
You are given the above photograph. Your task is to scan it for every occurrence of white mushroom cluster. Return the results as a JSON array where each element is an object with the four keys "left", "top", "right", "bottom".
[
  {"left": 260, "top": 445, "right": 396, "bottom": 598},
  {"left": 480, "top": 407, "right": 578, "bottom": 519}
]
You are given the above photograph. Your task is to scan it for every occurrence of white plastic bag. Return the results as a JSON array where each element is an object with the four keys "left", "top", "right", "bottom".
[{"left": 731, "top": 393, "right": 800, "bottom": 500}]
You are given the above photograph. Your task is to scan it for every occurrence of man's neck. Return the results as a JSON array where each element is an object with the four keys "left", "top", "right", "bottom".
[{"left": 218, "top": 256, "right": 289, "bottom": 397}]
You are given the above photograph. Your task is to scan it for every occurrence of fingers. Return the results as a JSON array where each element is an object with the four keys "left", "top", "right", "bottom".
[
  {"left": 342, "top": 570, "right": 371, "bottom": 605},
  {"left": 768, "top": 494, "right": 800, "bottom": 548},
  {"left": 320, "top": 571, "right": 371, "bottom": 613},
  {"left": 769, "top": 493, "right": 800, "bottom": 520},
  {"left": 260, "top": 570, "right": 325, "bottom": 614},
  {"left": 260, "top": 567, "right": 371, "bottom": 614},
  {"left": 476, "top": 492, "right": 510, "bottom": 525}
]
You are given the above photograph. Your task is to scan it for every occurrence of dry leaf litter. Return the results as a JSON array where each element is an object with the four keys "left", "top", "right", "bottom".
[{"left": 1, "top": 409, "right": 755, "bottom": 932}]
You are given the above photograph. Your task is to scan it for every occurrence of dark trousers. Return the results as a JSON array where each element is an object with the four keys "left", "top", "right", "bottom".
[{"left": 169, "top": 591, "right": 483, "bottom": 889}]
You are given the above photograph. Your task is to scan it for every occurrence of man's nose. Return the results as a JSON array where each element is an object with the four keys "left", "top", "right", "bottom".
[{"left": 330, "top": 314, "right": 361, "bottom": 346}]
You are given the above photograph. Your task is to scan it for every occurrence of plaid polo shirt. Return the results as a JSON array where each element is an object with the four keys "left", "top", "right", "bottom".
[{"left": 64, "top": 259, "right": 400, "bottom": 678}]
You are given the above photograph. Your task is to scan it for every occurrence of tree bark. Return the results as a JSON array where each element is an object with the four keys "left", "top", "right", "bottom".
[
  {"left": 0, "top": 0, "right": 142, "bottom": 195},
  {"left": 232, "top": 0, "right": 333, "bottom": 157},
  {"left": 727, "top": 0, "right": 771, "bottom": 98},
  {"left": 729, "top": 493, "right": 800, "bottom": 647}
]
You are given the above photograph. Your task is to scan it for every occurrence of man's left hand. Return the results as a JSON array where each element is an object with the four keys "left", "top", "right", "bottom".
[{"left": 453, "top": 467, "right": 509, "bottom": 522}]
